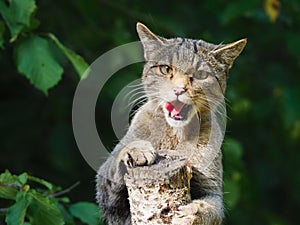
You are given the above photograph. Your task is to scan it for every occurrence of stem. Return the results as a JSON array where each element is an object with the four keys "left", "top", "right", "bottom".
[
  {"left": 0, "top": 183, "right": 21, "bottom": 190},
  {"left": 48, "top": 181, "right": 80, "bottom": 198}
]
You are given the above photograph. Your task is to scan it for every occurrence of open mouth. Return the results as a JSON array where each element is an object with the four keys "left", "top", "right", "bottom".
[{"left": 165, "top": 101, "right": 192, "bottom": 121}]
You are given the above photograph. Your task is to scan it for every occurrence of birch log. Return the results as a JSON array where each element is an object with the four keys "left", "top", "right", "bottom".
[{"left": 124, "top": 151, "right": 200, "bottom": 225}]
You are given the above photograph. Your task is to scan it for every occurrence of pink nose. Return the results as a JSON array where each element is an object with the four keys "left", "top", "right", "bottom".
[{"left": 173, "top": 86, "right": 185, "bottom": 96}]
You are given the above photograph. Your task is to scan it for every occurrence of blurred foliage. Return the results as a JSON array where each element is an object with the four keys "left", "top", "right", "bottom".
[
  {"left": 0, "top": 0, "right": 88, "bottom": 94},
  {"left": 0, "top": 170, "right": 102, "bottom": 225},
  {"left": 0, "top": 0, "right": 300, "bottom": 225}
]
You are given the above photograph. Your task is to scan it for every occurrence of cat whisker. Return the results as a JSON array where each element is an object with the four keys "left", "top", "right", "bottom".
[
  {"left": 193, "top": 97, "right": 228, "bottom": 119},
  {"left": 209, "top": 41, "right": 225, "bottom": 53},
  {"left": 128, "top": 94, "right": 154, "bottom": 108},
  {"left": 127, "top": 82, "right": 144, "bottom": 88},
  {"left": 124, "top": 87, "right": 145, "bottom": 100},
  {"left": 126, "top": 86, "right": 145, "bottom": 93},
  {"left": 195, "top": 111, "right": 201, "bottom": 123},
  {"left": 125, "top": 86, "right": 158, "bottom": 105},
  {"left": 129, "top": 98, "right": 160, "bottom": 118},
  {"left": 128, "top": 92, "right": 160, "bottom": 110},
  {"left": 128, "top": 97, "right": 157, "bottom": 117},
  {"left": 127, "top": 91, "right": 147, "bottom": 104},
  {"left": 193, "top": 95, "right": 226, "bottom": 111}
]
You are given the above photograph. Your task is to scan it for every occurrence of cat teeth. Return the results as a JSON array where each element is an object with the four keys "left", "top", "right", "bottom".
[{"left": 170, "top": 112, "right": 183, "bottom": 120}]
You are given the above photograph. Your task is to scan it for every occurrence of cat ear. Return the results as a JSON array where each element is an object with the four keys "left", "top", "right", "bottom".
[
  {"left": 211, "top": 39, "right": 247, "bottom": 69},
  {"left": 136, "top": 22, "right": 164, "bottom": 60}
]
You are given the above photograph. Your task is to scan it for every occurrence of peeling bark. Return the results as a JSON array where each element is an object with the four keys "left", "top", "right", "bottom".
[{"left": 124, "top": 151, "right": 200, "bottom": 225}]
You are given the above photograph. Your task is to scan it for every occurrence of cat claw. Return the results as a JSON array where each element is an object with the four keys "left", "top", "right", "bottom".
[{"left": 121, "top": 140, "right": 157, "bottom": 167}]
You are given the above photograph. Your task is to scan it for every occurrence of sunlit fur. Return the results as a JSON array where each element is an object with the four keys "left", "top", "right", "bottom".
[{"left": 96, "top": 23, "right": 246, "bottom": 225}]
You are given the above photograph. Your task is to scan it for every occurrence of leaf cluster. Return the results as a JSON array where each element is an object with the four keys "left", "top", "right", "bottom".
[
  {"left": 0, "top": 170, "right": 103, "bottom": 225},
  {"left": 0, "top": 0, "right": 89, "bottom": 94}
]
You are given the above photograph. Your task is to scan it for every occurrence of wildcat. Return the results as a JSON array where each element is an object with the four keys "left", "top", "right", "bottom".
[{"left": 96, "top": 22, "right": 246, "bottom": 225}]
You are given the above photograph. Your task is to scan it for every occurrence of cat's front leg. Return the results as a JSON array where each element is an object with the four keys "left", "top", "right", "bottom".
[
  {"left": 97, "top": 140, "right": 157, "bottom": 225},
  {"left": 177, "top": 195, "right": 224, "bottom": 225}
]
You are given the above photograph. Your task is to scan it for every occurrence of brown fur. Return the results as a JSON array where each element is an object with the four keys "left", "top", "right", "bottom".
[{"left": 96, "top": 23, "right": 246, "bottom": 225}]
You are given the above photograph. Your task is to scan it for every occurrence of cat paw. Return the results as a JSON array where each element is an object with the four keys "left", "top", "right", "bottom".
[
  {"left": 177, "top": 199, "right": 223, "bottom": 224},
  {"left": 177, "top": 200, "right": 202, "bottom": 216},
  {"left": 171, "top": 201, "right": 204, "bottom": 225},
  {"left": 120, "top": 140, "right": 157, "bottom": 167},
  {"left": 177, "top": 200, "right": 213, "bottom": 218}
]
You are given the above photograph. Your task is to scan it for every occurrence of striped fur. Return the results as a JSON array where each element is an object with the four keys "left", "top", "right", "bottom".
[{"left": 96, "top": 23, "right": 246, "bottom": 225}]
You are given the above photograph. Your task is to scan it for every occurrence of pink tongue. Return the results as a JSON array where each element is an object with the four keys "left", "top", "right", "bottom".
[{"left": 165, "top": 101, "right": 185, "bottom": 115}]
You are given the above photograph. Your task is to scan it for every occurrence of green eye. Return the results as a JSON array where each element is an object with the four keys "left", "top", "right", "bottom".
[
  {"left": 159, "top": 65, "right": 173, "bottom": 75},
  {"left": 193, "top": 70, "right": 209, "bottom": 80}
]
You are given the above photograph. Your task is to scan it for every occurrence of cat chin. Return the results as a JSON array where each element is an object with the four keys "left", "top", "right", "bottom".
[{"left": 165, "top": 117, "right": 191, "bottom": 127}]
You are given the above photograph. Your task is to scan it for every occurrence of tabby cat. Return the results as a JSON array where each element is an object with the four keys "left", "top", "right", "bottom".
[{"left": 96, "top": 22, "right": 246, "bottom": 225}]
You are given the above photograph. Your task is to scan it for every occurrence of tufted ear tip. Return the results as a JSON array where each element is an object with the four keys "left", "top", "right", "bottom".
[
  {"left": 238, "top": 38, "right": 247, "bottom": 51},
  {"left": 136, "top": 22, "right": 163, "bottom": 43},
  {"left": 136, "top": 22, "right": 164, "bottom": 60},
  {"left": 211, "top": 38, "right": 247, "bottom": 68},
  {"left": 136, "top": 22, "right": 146, "bottom": 31}
]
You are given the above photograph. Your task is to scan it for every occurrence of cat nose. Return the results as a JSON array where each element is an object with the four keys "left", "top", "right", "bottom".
[{"left": 173, "top": 86, "right": 186, "bottom": 96}]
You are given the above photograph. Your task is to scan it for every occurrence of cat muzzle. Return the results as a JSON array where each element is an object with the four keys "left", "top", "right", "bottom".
[{"left": 165, "top": 101, "right": 192, "bottom": 121}]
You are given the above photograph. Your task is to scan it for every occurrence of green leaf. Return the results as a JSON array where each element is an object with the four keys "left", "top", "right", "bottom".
[
  {"left": 0, "top": 170, "right": 14, "bottom": 183},
  {"left": 5, "top": 191, "right": 32, "bottom": 225},
  {"left": 28, "top": 175, "right": 53, "bottom": 190},
  {"left": 56, "top": 203, "right": 75, "bottom": 225},
  {"left": 0, "top": 0, "right": 37, "bottom": 42},
  {"left": 69, "top": 202, "right": 100, "bottom": 225},
  {"left": 18, "top": 173, "right": 28, "bottom": 185},
  {"left": 57, "top": 197, "right": 71, "bottom": 203},
  {"left": 0, "top": 170, "right": 19, "bottom": 200},
  {"left": 0, "top": 184, "right": 18, "bottom": 200},
  {"left": 15, "top": 35, "right": 64, "bottom": 94},
  {"left": 28, "top": 190, "right": 64, "bottom": 225},
  {"left": 48, "top": 33, "right": 89, "bottom": 79}
]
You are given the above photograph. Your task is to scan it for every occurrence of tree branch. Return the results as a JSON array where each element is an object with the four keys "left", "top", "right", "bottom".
[
  {"left": 48, "top": 181, "right": 80, "bottom": 198},
  {"left": 0, "top": 183, "right": 21, "bottom": 190}
]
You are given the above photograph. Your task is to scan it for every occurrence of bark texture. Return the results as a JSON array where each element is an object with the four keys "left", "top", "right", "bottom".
[{"left": 124, "top": 151, "right": 200, "bottom": 225}]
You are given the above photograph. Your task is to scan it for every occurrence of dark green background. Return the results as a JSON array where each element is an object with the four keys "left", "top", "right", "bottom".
[{"left": 1, "top": 0, "right": 300, "bottom": 224}]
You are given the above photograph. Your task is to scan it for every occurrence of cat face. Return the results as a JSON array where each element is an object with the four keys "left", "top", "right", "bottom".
[{"left": 137, "top": 23, "right": 246, "bottom": 127}]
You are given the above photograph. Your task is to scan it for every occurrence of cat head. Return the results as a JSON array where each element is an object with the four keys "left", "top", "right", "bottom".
[{"left": 137, "top": 22, "right": 246, "bottom": 127}]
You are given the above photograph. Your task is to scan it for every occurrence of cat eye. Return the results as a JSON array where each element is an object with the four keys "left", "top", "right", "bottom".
[
  {"left": 193, "top": 70, "right": 210, "bottom": 80},
  {"left": 159, "top": 65, "right": 173, "bottom": 75}
]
